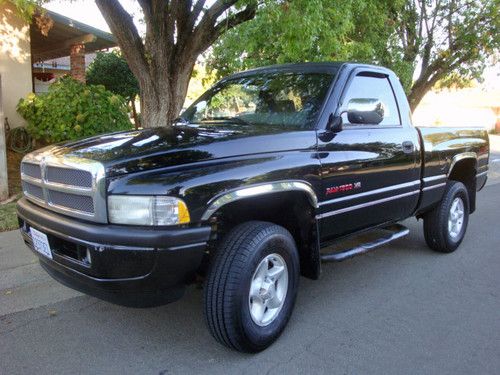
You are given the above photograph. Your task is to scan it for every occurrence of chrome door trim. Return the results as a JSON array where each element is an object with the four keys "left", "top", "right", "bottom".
[
  {"left": 423, "top": 174, "right": 447, "bottom": 183},
  {"left": 319, "top": 180, "right": 420, "bottom": 207},
  {"left": 422, "top": 182, "right": 446, "bottom": 192},
  {"left": 316, "top": 190, "right": 420, "bottom": 219}
]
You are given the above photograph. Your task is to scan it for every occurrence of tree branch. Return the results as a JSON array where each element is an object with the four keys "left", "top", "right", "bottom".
[
  {"left": 190, "top": 0, "right": 207, "bottom": 27},
  {"left": 203, "top": 0, "right": 239, "bottom": 23},
  {"left": 192, "top": 1, "right": 257, "bottom": 57},
  {"left": 139, "top": 0, "right": 171, "bottom": 79},
  {"left": 95, "top": 0, "right": 150, "bottom": 85},
  {"left": 447, "top": 0, "right": 455, "bottom": 50},
  {"left": 172, "top": 0, "right": 193, "bottom": 42},
  {"left": 195, "top": 0, "right": 239, "bottom": 36},
  {"left": 213, "top": 4, "right": 257, "bottom": 40},
  {"left": 417, "top": 0, "right": 424, "bottom": 41}
]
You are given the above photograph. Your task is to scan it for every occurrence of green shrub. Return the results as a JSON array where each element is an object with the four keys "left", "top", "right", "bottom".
[{"left": 17, "top": 76, "right": 132, "bottom": 143}]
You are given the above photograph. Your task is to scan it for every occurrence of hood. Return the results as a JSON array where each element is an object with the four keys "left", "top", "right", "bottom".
[{"left": 41, "top": 124, "right": 317, "bottom": 176}]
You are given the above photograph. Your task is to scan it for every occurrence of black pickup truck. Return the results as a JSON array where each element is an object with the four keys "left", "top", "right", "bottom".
[{"left": 17, "top": 62, "right": 489, "bottom": 352}]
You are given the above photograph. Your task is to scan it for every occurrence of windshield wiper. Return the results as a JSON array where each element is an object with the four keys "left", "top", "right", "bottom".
[{"left": 202, "top": 116, "right": 251, "bottom": 125}]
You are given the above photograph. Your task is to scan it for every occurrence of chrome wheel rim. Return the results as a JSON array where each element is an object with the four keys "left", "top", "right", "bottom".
[
  {"left": 248, "top": 253, "right": 288, "bottom": 327},
  {"left": 448, "top": 197, "right": 465, "bottom": 239}
]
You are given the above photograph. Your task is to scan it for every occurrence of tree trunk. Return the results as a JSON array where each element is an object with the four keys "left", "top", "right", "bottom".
[
  {"left": 140, "top": 83, "right": 171, "bottom": 129},
  {"left": 408, "top": 84, "right": 429, "bottom": 112},
  {"left": 139, "top": 62, "right": 194, "bottom": 128},
  {"left": 408, "top": 69, "right": 444, "bottom": 112},
  {"left": 95, "top": 0, "right": 257, "bottom": 129},
  {"left": 130, "top": 97, "right": 140, "bottom": 129}
]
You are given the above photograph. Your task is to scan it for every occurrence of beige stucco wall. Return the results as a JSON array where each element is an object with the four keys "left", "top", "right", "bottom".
[{"left": 0, "top": 1, "right": 32, "bottom": 128}]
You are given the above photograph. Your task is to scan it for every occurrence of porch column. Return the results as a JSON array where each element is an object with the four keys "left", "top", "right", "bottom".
[
  {"left": 0, "top": 75, "right": 8, "bottom": 201},
  {"left": 70, "top": 43, "right": 86, "bottom": 83}
]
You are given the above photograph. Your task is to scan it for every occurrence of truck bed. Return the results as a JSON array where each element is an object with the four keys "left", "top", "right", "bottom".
[{"left": 416, "top": 126, "right": 489, "bottom": 215}]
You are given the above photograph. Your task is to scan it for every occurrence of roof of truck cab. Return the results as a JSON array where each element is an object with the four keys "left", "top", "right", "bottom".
[{"left": 224, "top": 62, "right": 392, "bottom": 80}]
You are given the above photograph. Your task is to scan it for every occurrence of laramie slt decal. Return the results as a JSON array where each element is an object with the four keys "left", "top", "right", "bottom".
[{"left": 326, "top": 182, "right": 362, "bottom": 195}]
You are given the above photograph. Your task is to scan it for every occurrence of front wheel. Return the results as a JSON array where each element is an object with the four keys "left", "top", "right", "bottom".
[
  {"left": 423, "top": 181, "right": 470, "bottom": 253},
  {"left": 203, "top": 221, "right": 299, "bottom": 352}
]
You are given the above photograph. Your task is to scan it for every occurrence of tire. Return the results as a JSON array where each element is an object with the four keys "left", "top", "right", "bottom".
[
  {"left": 203, "top": 221, "right": 300, "bottom": 352},
  {"left": 423, "top": 181, "right": 469, "bottom": 253}
]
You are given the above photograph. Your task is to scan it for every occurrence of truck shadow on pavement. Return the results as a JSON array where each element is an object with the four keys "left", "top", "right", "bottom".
[{"left": 38, "top": 220, "right": 433, "bottom": 351}]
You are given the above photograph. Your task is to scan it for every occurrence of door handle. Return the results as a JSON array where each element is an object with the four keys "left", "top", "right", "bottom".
[{"left": 402, "top": 141, "right": 414, "bottom": 154}]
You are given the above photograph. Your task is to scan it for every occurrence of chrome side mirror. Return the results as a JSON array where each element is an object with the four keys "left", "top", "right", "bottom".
[{"left": 346, "top": 98, "right": 385, "bottom": 125}]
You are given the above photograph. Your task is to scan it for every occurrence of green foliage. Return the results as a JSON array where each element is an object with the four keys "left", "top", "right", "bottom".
[
  {"left": 209, "top": 0, "right": 499, "bottom": 107},
  {"left": 17, "top": 77, "right": 132, "bottom": 143},
  {"left": 208, "top": 0, "right": 399, "bottom": 78},
  {"left": 389, "top": 0, "right": 499, "bottom": 105},
  {"left": 87, "top": 51, "right": 139, "bottom": 101},
  {"left": 434, "top": 72, "right": 475, "bottom": 91},
  {"left": 185, "top": 64, "right": 217, "bottom": 107},
  {"left": 1, "top": 0, "right": 41, "bottom": 21}
]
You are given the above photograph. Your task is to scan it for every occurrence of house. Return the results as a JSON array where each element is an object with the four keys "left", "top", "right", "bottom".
[
  {"left": 0, "top": 1, "right": 117, "bottom": 200},
  {"left": 0, "top": 1, "right": 117, "bottom": 128},
  {"left": 33, "top": 54, "right": 99, "bottom": 94}
]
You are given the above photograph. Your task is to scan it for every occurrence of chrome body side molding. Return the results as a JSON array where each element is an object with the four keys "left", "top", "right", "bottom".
[
  {"left": 201, "top": 180, "right": 318, "bottom": 221},
  {"left": 422, "top": 183, "right": 446, "bottom": 192},
  {"left": 316, "top": 190, "right": 420, "bottom": 219},
  {"left": 423, "top": 174, "right": 446, "bottom": 183},
  {"left": 319, "top": 180, "right": 420, "bottom": 207}
]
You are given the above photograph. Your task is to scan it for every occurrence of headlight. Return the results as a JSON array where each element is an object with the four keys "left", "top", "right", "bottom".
[{"left": 108, "top": 195, "right": 190, "bottom": 225}]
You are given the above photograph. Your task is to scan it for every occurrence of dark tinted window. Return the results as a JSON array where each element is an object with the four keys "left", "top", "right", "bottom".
[
  {"left": 183, "top": 72, "right": 335, "bottom": 129},
  {"left": 342, "top": 75, "right": 400, "bottom": 126}
]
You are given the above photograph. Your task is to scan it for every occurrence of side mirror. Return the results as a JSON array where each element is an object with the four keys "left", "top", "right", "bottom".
[
  {"left": 346, "top": 98, "right": 384, "bottom": 125},
  {"left": 327, "top": 113, "right": 343, "bottom": 133}
]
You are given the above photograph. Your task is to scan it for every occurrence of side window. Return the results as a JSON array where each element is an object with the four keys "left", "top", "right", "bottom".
[{"left": 342, "top": 75, "right": 400, "bottom": 126}]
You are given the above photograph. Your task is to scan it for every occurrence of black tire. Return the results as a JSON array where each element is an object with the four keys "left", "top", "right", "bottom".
[
  {"left": 203, "top": 221, "right": 300, "bottom": 352},
  {"left": 423, "top": 181, "right": 469, "bottom": 253}
]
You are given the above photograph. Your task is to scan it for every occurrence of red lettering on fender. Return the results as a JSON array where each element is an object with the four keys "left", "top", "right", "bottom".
[{"left": 325, "top": 182, "right": 362, "bottom": 196}]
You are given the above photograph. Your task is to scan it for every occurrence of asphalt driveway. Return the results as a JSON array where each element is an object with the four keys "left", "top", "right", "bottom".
[{"left": 1, "top": 141, "right": 499, "bottom": 374}]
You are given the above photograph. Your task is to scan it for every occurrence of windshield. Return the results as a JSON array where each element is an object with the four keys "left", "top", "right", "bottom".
[{"left": 182, "top": 71, "right": 335, "bottom": 129}]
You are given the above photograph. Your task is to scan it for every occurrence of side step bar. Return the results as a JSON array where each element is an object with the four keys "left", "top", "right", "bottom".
[{"left": 320, "top": 224, "right": 409, "bottom": 263}]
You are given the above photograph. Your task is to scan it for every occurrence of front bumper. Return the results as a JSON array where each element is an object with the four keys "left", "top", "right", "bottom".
[{"left": 17, "top": 197, "right": 211, "bottom": 307}]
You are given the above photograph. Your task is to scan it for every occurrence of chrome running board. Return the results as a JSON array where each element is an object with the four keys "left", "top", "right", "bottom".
[{"left": 320, "top": 224, "right": 409, "bottom": 263}]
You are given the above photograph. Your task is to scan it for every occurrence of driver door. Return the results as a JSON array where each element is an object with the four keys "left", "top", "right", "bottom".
[{"left": 317, "top": 71, "right": 420, "bottom": 240}]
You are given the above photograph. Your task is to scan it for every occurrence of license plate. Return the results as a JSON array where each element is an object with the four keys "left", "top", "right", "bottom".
[{"left": 30, "top": 227, "right": 53, "bottom": 260}]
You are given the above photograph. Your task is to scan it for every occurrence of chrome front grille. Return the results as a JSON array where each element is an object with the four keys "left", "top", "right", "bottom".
[
  {"left": 22, "top": 181, "right": 44, "bottom": 201},
  {"left": 21, "top": 162, "right": 42, "bottom": 179},
  {"left": 48, "top": 190, "right": 95, "bottom": 214},
  {"left": 21, "top": 152, "right": 106, "bottom": 223},
  {"left": 46, "top": 166, "right": 93, "bottom": 188}
]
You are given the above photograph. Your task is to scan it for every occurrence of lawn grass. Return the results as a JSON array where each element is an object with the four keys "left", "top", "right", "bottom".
[
  {"left": 0, "top": 200, "right": 19, "bottom": 232},
  {"left": 1, "top": 149, "right": 23, "bottom": 232}
]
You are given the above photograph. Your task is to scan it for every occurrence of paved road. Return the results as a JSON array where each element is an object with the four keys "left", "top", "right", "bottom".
[{"left": 1, "top": 139, "right": 500, "bottom": 375}]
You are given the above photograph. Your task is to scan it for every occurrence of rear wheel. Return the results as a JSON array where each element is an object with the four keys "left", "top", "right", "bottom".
[
  {"left": 203, "top": 221, "right": 299, "bottom": 352},
  {"left": 423, "top": 181, "right": 469, "bottom": 253}
]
